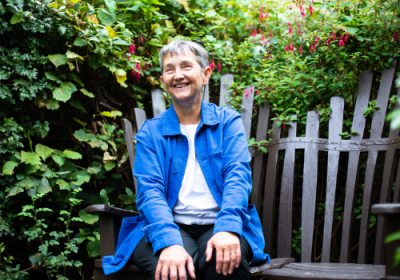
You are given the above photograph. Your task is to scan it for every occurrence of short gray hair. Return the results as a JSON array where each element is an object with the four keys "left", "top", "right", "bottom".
[{"left": 159, "top": 41, "right": 208, "bottom": 74}]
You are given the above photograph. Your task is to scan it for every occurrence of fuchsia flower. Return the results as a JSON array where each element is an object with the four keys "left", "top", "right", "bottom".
[
  {"left": 338, "top": 37, "right": 344, "bottom": 47},
  {"left": 283, "top": 123, "right": 286, "bottom": 130},
  {"left": 332, "top": 32, "right": 336, "bottom": 41},
  {"left": 299, "top": 4, "right": 302, "bottom": 10},
  {"left": 128, "top": 42, "right": 136, "bottom": 55},
  {"left": 250, "top": 24, "right": 252, "bottom": 29},
  {"left": 271, "top": 88, "right": 273, "bottom": 93},
  {"left": 301, "top": 10, "right": 306, "bottom": 19},
  {"left": 310, "top": 45, "right": 313, "bottom": 52},
  {"left": 394, "top": 32, "right": 399, "bottom": 41},
  {"left": 259, "top": 28, "right": 262, "bottom": 34},
  {"left": 217, "top": 61, "right": 221, "bottom": 71},
  {"left": 299, "top": 45, "right": 303, "bottom": 54},
  {"left": 270, "top": 33, "right": 273, "bottom": 38},
  {"left": 299, "top": 90, "right": 302, "bottom": 93},
  {"left": 261, "top": 33, "right": 265, "bottom": 40},
  {"left": 135, "top": 62, "right": 141, "bottom": 71},
  {"left": 309, "top": 4, "right": 313, "bottom": 16},
  {"left": 298, "top": 28, "right": 302, "bottom": 36},
  {"left": 140, "top": 36, "right": 143, "bottom": 42},
  {"left": 285, "top": 45, "right": 289, "bottom": 52},
  {"left": 345, "top": 32, "right": 349, "bottom": 42},
  {"left": 250, "top": 87, "right": 253, "bottom": 94},
  {"left": 264, "top": 13, "right": 268, "bottom": 20},
  {"left": 209, "top": 60, "right": 215, "bottom": 70},
  {"left": 244, "top": 88, "right": 249, "bottom": 98},
  {"left": 257, "top": 88, "right": 259, "bottom": 96},
  {"left": 290, "top": 42, "right": 294, "bottom": 51},
  {"left": 260, "top": 13, "right": 263, "bottom": 21},
  {"left": 289, "top": 26, "right": 293, "bottom": 35},
  {"left": 327, "top": 37, "right": 331, "bottom": 45},
  {"left": 246, "top": 23, "right": 249, "bottom": 29},
  {"left": 317, "top": 108, "right": 319, "bottom": 115}
]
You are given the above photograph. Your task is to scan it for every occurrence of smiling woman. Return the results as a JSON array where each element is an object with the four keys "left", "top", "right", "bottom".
[{"left": 103, "top": 41, "right": 270, "bottom": 280}]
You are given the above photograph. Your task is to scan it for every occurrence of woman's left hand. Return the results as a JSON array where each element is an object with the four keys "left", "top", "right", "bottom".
[{"left": 205, "top": 231, "right": 241, "bottom": 275}]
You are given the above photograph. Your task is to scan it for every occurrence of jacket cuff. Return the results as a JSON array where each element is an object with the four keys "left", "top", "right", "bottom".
[
  {"left": 213, "top": 217, "right": 243, "bottom": 237},
  {"left": 143, "top": 224, "right": 184, "bottom": 255}
]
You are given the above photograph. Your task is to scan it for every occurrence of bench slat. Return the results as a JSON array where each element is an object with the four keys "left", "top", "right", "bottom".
[
  {"left": 394, "top": 157, "right": 400, "bottom": 203},
  {"left": 263, "top": 119, "right": 282, "bottom": 254},
  {"left": 321, "top": 96, "right": 344, "bottom": 263},
  {"left": 252, "top": 101, "right": 271, "bottom": 212},
  {"left": 370, "top": 60, "right": 397, "bottom": 139},
  {"left": 373, "top": 147, "right": 398, "bottom": 264},
  {"left": 301, "top": 111, "right": 320, "bottom": 262},
  {"left": 340, "top": 70, "right": 373, "bottom": 263},
  {"left": 277, "top": 115, "right": 297, "bottom": 258},
  {"left": 151, "top": 88, "right": 166, "bottom": 117},
  {"left": 219, "top": 74, "right": 234, "bottom": 107},
  {"left": 357, "top": 151, "right": 379, "bottom": 264},
  {"left": 241, "top": 86, "right": 255, "bottom": 139},
  {"left": 121, "top": 118, "right": 138, "bottom": 192},
  {"left": 134, "top": 108, "right": 147, "bottom": 132},
  {"left": 388, "top": 86, "right": 400, "bottom": 138}
]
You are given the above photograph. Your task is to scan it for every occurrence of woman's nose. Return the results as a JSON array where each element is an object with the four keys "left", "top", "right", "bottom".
[{"left": 174, "top": 68, "right": 184, "bottom": 79}]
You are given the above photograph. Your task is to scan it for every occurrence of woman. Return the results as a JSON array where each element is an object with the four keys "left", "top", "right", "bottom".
[{"left": 102, "top": 41, "right": 270, "bottom": 280}]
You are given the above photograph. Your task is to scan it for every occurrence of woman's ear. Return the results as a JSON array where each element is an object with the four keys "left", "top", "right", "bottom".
[{"left": 202, "top": 66, "right": 212, "bottom": 86}]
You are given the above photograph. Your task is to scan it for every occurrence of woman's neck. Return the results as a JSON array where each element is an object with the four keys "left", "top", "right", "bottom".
[{"left": 172, "top": 96, "right": 202, "bottom": 125}]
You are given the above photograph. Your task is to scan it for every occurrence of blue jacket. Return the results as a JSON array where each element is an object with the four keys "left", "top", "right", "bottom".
[{"left": 102, "top": 101, "right": 270, "bottom": 275}]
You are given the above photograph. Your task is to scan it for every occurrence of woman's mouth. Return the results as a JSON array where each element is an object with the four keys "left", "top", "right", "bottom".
[{"left": 174, "top": 83, "right": 189, "bottom": 89}]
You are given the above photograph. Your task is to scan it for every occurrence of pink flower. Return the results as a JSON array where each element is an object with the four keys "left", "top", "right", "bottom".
[
  {"left": 140, "top": 36, "right": 143, "bottom": 42},
  {"left": 135, "top": 62, "right": 141, "bottom": 71},
  {"left": 254, "top": 29, "right": 257, "bottom": 36},
  {"left": 299, "top": 90, "right": 302, "bottom": 93},
  {"left": 301, "top": 10, "right": 305, "bottom": 18},
  {"left": 261, "top": 33, "right": 265, "bottom": 40},
  {"left": 299, "top": 45, "right": 303, "bottom": 54},
  {"left": 253, "top": 38, "right": 255, "bottom": 43},
  {"left": 259, "top": 28, "right": 261, "bottom": 34},
  {"left": 394, "top": 32, "right": 399, "bottom": 41},
  {"left": 290, "top": 42, "right": 294, "bottom": 51},
  {"left": 270, "top": 33, "right": 273, "bottom": 38},
  {"left": 271, "top": 88, "right": 273, "bottom": 93},
  {"left": 327, "top": 37, "right": 331, "bottom": 45},
  {"left": 298, "top": 28, "right": 301, "bottom": 36},
  {"left": 289, "top": 26, "right": 293, "bottom": 35},
  {"left": 131, "top": 70, "right": 140, "bottom": 82},
  {"left": 128, "top": 42, "right": 136, "bottom": 55},
  {"left": 244, "top": 88, "right": 248, "bottom": 98},
  {"left": 256, "top": 88, "right": 259, "bottom": 96},
  {"left": 246, "top": 23, "right": 249, "bottom": 29},
  {"left": 345, "top": 32, "right": 349, "bottom": 42},
  {"left": 283, "top": 123, "right": 286, "bottom": 130},
  {"left": 317, "top": 108, "right": 319, "bottom": 114},
  {"left": 260, "top": 13, "right": 263, "bottom": 21},
  {"left": 288, "top": 22, "right": 291, "bottom": 26},
  {"left": 285, "top": 45, "right": 289, "bottom": 52},
  {"left": 338, "top": 37, "right": 344, "bottom": 47},
  {"left": 217, "top": 61, "right": 221, "bottom": 71},
  {"left": 351, "top": 59, "right": 353, "bottom": 64},
  {"left": 310, "top": 45, "right": 313, "bottom": 52},
  {"left": 250, "top": 87, "right": 253, "bottom": 94},
  {"left": 250, "top": 24, "right": 252, "bottom": 29},
  {"left": 209, "top": 60, "right": 215, "bottom": 70},
  {"left": 309, "top": 5, "right": 313, "bottom": 16},
  {"left": 299, "top": 4, "right": 302, "bottom": 10},
  {"left": 332, "top": 32, "right": 336, "bottom": 41},
  {"left": 264, "top": 13, "right": 268, "bottom": 20}
]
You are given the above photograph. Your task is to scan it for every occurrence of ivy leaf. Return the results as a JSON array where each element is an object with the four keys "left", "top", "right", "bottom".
[
  {"left": 21, "top": 151, "right": 41, "bottom": 166},
  {"left": 3, "top": 161, "right": 19, "bottom": 175},
  {"left": 74, "top": 129, "right": 96, "bottom": 142},
  {"left": 68, "top": 73, "right": 84, "bottom": 87},
  {"left": 37, "top": 177, "right": 52, "bottom": 194},
  {"left": 80, "top": 89, "right": 94, "bottom": 98},
  {"left": 97, "top": 9, "right": 116, "bottom": 26},
  {"left": 86, "top": 239, "right": 100, "bottom": 258},
  {"left": 79, "top": 209, "right": 99, "bottom": 224},
  {"left": 115, "top": 69, "right": 127, "bottom": 86},
  {"left": 53, "top": 82, "right": 77, "bottom": 102},
  {"left": 48, "top": 54, "right": 68, "bottom": 67},
  {"left": 7, "top": 186, "right": 23, "bottom": 197},
  {"left": 104, "top": 161, "right": 115, "bottom": 171},
  {"left": 10, "top": 13, "right": 22, "bottom": 24},
  {"left": 35, "top": 144, "right": 54, "bottom": 161},
  {"left": 104, "top": 0, "right": 116, "bottom": 14},
  {"left": 88, "top": 164, "right": 102, "bottom": 174},
  {"left": 46, "top": 98, "right": 60, "bottom": 110},
  {"left": 63, "top": 150, "right": 82, "bottom": 160},
  {"left": 56, "top": 179, "right": 70, "bottom": 190},
  {"left": 100, "top": 111, "right": 122, "bottom": 118},
  {"left": 73, "top": 37, "right": 86, "bottom": 47},
  {"left": 52, "top": 155, "right": 66, "bottom": 166},
  {"left": 66, "top": 50, "right": 80, "bottom": 59},
  {"left": 44, "top": 72, "right": 59, "bottom": 82},
  {"left": 69, "top": 99, "right": 87, "bottom": 113}
]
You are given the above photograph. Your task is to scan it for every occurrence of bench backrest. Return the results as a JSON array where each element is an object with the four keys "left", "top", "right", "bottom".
[{"left": 121, "top": 60, "right": 400, "bottom": 264}]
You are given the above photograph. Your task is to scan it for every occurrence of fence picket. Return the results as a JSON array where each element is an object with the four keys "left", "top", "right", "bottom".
[
  {"left": 151, "top": 89, "right": 166, "bottom": 117},
  {"left": 241, "top": 86, "right": 255, "bottom": 139},
  {"left": 301, "top": 111, "right": 320, "bottom": 262},
  {"left": 219, "top": 74, "right": 234, "bottom": 107},
  {"left": 340, "top": 70, "right": 373, "bottom": 263},
  {"left": 262, "top": 119, "right": 282, "bottom": 254},
  {"left": 277, "top": 115, "right": 297, "bottom": 258},
  {"left": 321, "top": 97, "right": 344, "bottom": 263}
]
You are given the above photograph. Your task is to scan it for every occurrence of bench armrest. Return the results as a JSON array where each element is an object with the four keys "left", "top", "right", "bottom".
[
  {"left": 371, "top": 203, "right": 400, "bottom": 215},
  {"left": 86, "top": 204, "right": 140, "bottom": 217}
]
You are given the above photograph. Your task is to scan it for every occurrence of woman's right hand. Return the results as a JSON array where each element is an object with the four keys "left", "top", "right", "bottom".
[{"left": 155, "top": 245, "right": 196, "bottom": 280}]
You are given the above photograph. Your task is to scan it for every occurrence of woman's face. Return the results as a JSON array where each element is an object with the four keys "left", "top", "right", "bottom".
[{"left": 160, "top": 51, "right": 211, "bottom": 107}]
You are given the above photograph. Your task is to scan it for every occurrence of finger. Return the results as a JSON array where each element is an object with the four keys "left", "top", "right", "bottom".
[
  {"left": 205, "top": 242, "right": 214, "bottom": 262},
  {"left": 216, "top": 247, "right": 223, "bottom": 274},
  {"left": 228, "top": 251, "right": 236, "bottom": 274},
  {"left": 236, "top": 244, "right": 241, "bottom": 268},
  {"left": 169, "top": 264, "right": 178, "bottom": 280},
  {"left": 222, "top": 248, "right": 231, "bottom": 275},
  {"left": 155, "top": 263, "right": 162, "bottom": 280},
  {"left": 161, "top": 264, "right": 169, "bottom": 280},
  {"left": 187, "top": 257, "right": 196, "bottom": 279}
]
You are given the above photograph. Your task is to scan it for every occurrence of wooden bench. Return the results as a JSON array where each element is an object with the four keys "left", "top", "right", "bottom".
[{"left": 87, "top": 60, "right": 400, "bottom": 280}]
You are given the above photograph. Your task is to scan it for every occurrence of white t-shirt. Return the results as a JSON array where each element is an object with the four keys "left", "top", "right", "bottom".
[{"left": 172, "top": 123, "right": 220, "bottom": 225}]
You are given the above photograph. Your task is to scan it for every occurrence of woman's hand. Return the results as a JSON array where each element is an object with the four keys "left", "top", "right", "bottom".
[
  {"left": 155, "top": 245, "right": 196, "bottom": 280},
  {"left": 205, "top": 231, "right": 241, "bottom": 275}
]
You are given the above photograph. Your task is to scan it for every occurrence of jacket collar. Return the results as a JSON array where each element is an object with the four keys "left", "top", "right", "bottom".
[{"left": 162, "top": 100, "right": 220, "bottom": 136}]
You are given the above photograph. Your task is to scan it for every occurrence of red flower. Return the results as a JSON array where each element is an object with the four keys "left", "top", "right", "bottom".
[
  {"left": 256, "top": 88, "right": 259, "bottom": 96},
  {"left": 261, "top": 33, "right": 265, "bottom": 40},
  {"left": 285, "top": 45, "right": 289, "bottom": 52},
  {"left": 131, "top": 70, "right": 140, "bottom": 82},
  {"left": 270, "top": 33, "right": 273, "bottom": 38},
  {"left": 394, "top": 32, "right": 399, "bottom": 41},
  {"left": 298, "top": 28, "right": 301, "bottom": 36},
  {"left": 345, "top": 32, "right": 349, "bottom": 42},
  {"left": 260, "top": 13, "right": 263, "bottom": 21},
  {"left": 244, "top": 88, "right": 248, "bottom": 98},
  {"left": 264, "top": 13, "right": 268, "bottom": 20},
  {"left": 309, "top": 5, "right": 313, "bottom": 16},
  {"left": 254, "top": 29, "right": 257, "bottom": 36},
  {"left": 259, "top": 28, "right": 262, "bottom": 34},
  {"left": 290, "top": 42, "right": 294, "bottom": 51},
  {"left": 209, "top": 60, "right": 215, "bottom": 70},
  {"left": 217, "top": 61, "right": 221, "bottom": 71},
  {"left": 338, "top": 37, "right": 344, "bottom": 47},
  {"left": 310, "top": 45, "right": 313, "bottom": 52},
  {"left": 135, "top": 62, "right": 141, "bottom": 71},
  {"left": 250, "top": 87, "right": 253, "bottom": 94},
  {"left": 299, "top": 45, "right": 303, "bottom": 54},
  {"left": 301, "top": 10, "right": 305, "bottom": 18},
  {"left": 332, "top": 32, "right": 336, "bottom": 41},
  {"left": 246, "top": 23, "right": 249, "bottom": 29},
  {"left": 299, "top": 90, "right": 303, "bottom": 93},
  {"left": 317, "top": 108, "right": 319, "bottom": 114},
  {"left": 128, "top": 42, "right": 136, "bottom": 55},
  {"left": 289, "top": 26, "right": 292, "bottom": 35},
  {"left": 327, "top": 37, "right": 331, "bottom": 45},
  {"left": 283, "top": 123, "right": 286, "bottom": 131}
]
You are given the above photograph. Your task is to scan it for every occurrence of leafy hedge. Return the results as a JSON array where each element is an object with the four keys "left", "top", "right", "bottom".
[{"left": 0, "top": 0, "right": 399, "bottom": 278}]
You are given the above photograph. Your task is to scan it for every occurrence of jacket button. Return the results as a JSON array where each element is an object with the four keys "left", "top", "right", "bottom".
[
  {"left": 177, "top": 136, "right": 183, "bottom": 142},
  {"left": 172, "top": 167, "right": 178, "bottom": 173}
]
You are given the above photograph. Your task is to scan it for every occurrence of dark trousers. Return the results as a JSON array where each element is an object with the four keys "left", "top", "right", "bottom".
[{"left": 131, "top": 223, "right": 252, "bottom": 280}]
